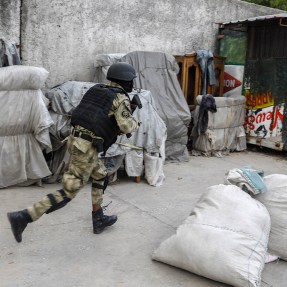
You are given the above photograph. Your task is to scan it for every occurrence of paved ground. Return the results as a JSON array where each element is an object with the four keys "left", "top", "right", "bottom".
[{"left": 0, "top": 148, "right": 286, "bottom": 287}]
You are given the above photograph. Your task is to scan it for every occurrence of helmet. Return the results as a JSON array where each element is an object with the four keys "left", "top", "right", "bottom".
[{"left": 107, "top": 62, "right": 137, "bottom": 82}]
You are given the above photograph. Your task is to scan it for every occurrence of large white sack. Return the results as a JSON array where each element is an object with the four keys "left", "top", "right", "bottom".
[
  {"left": 256, "top": 174, "right": 287, "bottom": 260},
  {"left": 0, "top": 89, "right": 53, "bottom": 187},
  {"left": 0, "top": 65, "right": 49, "bottom": 90},
  {"left": 152, "top": 184, "right": 270, "bottom": 287}
]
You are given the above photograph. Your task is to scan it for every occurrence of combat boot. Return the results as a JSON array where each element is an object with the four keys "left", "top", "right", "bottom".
[
  {"left": 7, "top": 209, "right": 32, "bottom": 243},
  {"left": 92, "top": 208, "right": 117, "bottom": 234}
]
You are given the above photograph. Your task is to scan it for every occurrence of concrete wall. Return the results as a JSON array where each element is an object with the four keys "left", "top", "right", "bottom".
[
  {"left": 4, "top": 0, "right": 283, "bottom": 88},
  {"left": 0, "top": 0, "right": 20, "bottom": 43}
]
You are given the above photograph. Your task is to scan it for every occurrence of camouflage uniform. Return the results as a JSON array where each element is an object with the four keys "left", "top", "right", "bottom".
[{"left": 27, "top": 86, "right": 139, "bottom": 221}]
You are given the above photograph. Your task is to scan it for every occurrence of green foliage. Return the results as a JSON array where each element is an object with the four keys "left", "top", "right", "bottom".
[{"left": 243, "top": 0, "right": 287, "bottom": 10}]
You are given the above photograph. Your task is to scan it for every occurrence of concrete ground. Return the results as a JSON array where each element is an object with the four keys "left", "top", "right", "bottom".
[{"left": 0, "top": 148, "right": 286, "bottom": 287}]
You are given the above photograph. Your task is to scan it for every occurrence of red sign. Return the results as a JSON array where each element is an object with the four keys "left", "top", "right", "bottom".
[{"left": 223, "top": 72, "right": 242, "bottom": 93}]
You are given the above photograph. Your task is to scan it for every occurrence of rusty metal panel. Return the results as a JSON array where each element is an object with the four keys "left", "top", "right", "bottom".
[
  {"left": 222, "top": 13, "right": 287, "bottom": 25},
  {"left": 248, "top": 25, "right": 287, "bottom": 59}
]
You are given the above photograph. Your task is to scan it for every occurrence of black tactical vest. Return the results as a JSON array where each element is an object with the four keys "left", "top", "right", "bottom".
[{"left": 71, "top": 84, "right": 126, "bottom": 149}]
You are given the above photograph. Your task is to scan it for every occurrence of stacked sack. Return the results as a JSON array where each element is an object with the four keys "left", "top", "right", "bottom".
[
  {"left": 152, "top": 184, "right": 270, "bottom": 287},
  {"left": 192, "top": 95, "right": 247, "bottom": 156},
  {"left": 257, "top": 174, "right": 287, "bottom": 261},
  {"left": 152, "top": 171, "right": 287, "bottom": 286},
  {"left": 0, "top": 65, "right": 53, "bottom": 187}
]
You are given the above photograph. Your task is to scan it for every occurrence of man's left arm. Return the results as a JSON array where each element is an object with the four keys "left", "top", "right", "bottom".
[{"left": 114, "top": 96, "right": 139, "bottom": 135}]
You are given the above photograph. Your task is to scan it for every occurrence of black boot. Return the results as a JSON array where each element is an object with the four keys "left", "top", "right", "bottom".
[
  {"left": 92, "top": 208, "right": 117, "bottom": 234},
  {"left": 7, "top": 209, "right": 32, "bottom": 243}
]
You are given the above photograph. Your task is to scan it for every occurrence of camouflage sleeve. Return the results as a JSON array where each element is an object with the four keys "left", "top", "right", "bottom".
[{"left": 113, "top": 94, "right": 139, "bottom": 134}]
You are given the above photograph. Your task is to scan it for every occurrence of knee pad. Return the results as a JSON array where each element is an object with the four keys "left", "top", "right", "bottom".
[
  {"left": 46, "top": 189, "right": 71, "bottom": 214},
  {"left": 92, "top": 175, "right": 109, "bottom": 194}
]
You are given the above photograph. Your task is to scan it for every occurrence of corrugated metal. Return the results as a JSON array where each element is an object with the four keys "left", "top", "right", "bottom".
[{"left": 222, "top": 13, "right": 287, "bottom": 25}]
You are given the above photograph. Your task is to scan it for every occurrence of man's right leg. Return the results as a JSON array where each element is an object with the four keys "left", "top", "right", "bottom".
[
  {"left": 7, "top": 188, "right": 72, "bottom": 243},
  {"left": 7, "top": 136, "right": 96, "bottom": 243}
]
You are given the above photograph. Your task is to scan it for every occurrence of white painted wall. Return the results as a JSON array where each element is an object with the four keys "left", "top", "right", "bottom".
[{"left": 1, "top": 0, "right": 282, "bottom": 89}]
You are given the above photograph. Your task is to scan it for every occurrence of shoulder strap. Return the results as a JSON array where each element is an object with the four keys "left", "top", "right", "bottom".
[{"left": 95, "top": 84, "right": 130, "bottom": 100}]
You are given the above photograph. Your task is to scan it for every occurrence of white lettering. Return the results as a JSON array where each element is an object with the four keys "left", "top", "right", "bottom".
[{"left": 224, "top": 79, "right": 236, "bottom": 87}]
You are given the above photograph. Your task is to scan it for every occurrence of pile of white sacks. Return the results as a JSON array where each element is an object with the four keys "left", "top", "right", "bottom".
[
  {"left": 0, "top": 65, "right": 53, "bottom": 188},
  {"left": 152, "top": 173, "right": 287, "bottom": 287}
]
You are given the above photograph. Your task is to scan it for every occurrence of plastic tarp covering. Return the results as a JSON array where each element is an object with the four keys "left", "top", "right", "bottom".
[
  {"left": 123, "top": 51, "right": 191, "bottom": 162},
  {"left": 192, "top": 95, "right": 246, "bottom": 157},
  {"left": 0, "top": 65, "right": 53, "bottom": 188},
  {"left": 105, "top": 90, "right": 167, "bottom": 186},
  {"left": 45, "top": 81, "right": 95, "bottom": 149},
  {"left": 106, "top": 90, "right": 166, "bottom": 155},
  {"left": 43, "top": 81, "right": 95, "bottom": 182},
  {"left": 93, "top": 52, "right": 191, "bottom": 162},
  {"left": 44, "top": 81, "right": 167, "bottom": 186},
  {"left": 94, "top": 53, "right": 126, "bottom": 83}
]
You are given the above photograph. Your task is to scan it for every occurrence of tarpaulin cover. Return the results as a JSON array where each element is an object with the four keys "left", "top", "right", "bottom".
[
  {"left": 105, "top": 89, "right": 166, "bottom": 156},
  {"left": 123, "top": 51, "right": 191, "bottom": 162},
  {"left": 0, "top": 66, "right": 53, "bottom": 188},
  {"left": 94, "top": 53, "right": 126, "bottom": 83},
  {"left": 105, "top": 89, "right": 167, "bottom": 186}
]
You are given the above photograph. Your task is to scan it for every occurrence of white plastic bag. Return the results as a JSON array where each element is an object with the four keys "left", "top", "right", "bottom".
[
  {"left": 144, "top": 152, "right": 165, "bottom": 187},
  {"left": 0, "top": 65, "right": 49, "bottom": 90},
  {"left": 257, "top": 174, "right": 287, "bottom": 261},
  {"left": 125, "top": 150, "right": 144, "bottom": 177},
  {"left": 152, "top": 184, "right": 270, "bottom": 287}
]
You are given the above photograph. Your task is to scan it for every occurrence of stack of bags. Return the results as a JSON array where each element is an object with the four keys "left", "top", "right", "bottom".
[
  {"left": 0, "top": 65, "right": 53, "bottom": 187},
  {"left": 152, "top": 172, "right": 287, "bottom": 287},
  {"left": 192, "top": 94, "right": 246, "bottom": 157}
]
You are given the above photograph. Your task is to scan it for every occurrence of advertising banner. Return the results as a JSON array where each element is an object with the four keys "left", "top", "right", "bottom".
[
  {"left": 223, "top": 65, "right": 244, "bottom": 97},
  {"left": 244, "top": 90, "right": 284, "bottom": 139}
]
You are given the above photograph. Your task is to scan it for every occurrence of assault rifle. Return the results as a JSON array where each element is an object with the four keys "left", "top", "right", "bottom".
[{"left": 130, "top": 94, "right": 142, "bottom": 113}]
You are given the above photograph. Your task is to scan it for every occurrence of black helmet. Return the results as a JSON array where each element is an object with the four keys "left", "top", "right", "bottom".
[{"left": 107, "top": 62, "right": 137, "bottom": 82}]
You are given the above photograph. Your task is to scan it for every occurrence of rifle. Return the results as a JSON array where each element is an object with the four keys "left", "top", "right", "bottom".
[{"left": 130, "top": 94, "right": 142, "bottom": 112}]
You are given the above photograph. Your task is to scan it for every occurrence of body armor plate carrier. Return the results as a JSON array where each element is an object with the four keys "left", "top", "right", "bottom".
[{"left": 71, "top": 84, "right": 127, "bottom": 151}]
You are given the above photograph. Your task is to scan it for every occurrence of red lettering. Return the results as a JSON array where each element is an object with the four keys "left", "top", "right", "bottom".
[
  {"left": 257, "top": 95, "right": 263, "bottom": 106},
  {"left": 266, "top": 111, "right": 273, "bottom": 121},
  {"left": 245, "top": 91, "right": 274, "bottom": 108},
  {"left": 270, "top": 108, "right": 284, "bottom": 131},
  {"left": 263, "top": 94, "right": 268, "bottom": 105},
  {"left": 244, "top": 115, "right": 255, "bottom": 130},
  {"left": 256, "top": 113, "right": 266, "bottom": 123}
]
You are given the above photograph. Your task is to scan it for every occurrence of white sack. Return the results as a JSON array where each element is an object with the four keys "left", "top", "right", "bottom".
[
  {"left": 0, "top": 65, "right": 53, "bottom": 188},
  {"left": 0, "top": 90, "right": 53, "bottom": 187},
  {"left": 125, "top": 150, "right": 144, "bottom": 177},
  {"left": 144, "top": 132, "right": 166, "bottom": 187},
  {"left": 0, "top": 65, "right": 49, "bottom": 90},
  {"left": 144, "top": 152, "right": 165, "bottom": 187},
  {"left": 256, "top": 174, "right": 287, "bottom": 260},
  {"left": 192, "top": 95, "right": 246, "bottom": 156},
  {"left": 152, "top": 184, "right": 270, "bottom": 287}
]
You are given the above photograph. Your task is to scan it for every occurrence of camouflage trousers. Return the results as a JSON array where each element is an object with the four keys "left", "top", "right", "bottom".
[{"left": 27, "top": 134, "right": 107, "bottom": 221}]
